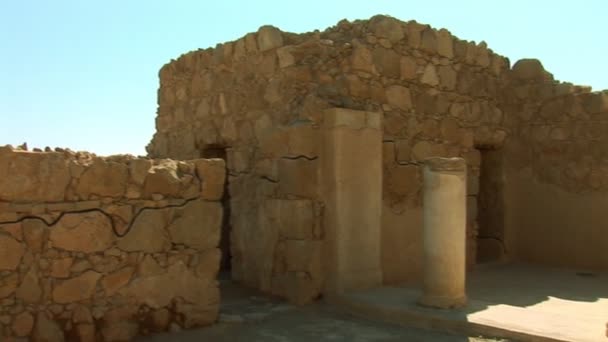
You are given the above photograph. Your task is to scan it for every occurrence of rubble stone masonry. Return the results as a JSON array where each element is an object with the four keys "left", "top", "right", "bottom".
[
  {"left": 0, "top": 146, "right": 225, "bottom": 341},
  {"left": 146, "top": 14, "right": 607, "bottom": 293}
]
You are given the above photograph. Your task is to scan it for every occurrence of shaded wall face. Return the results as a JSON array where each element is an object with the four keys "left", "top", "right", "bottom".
[
  {"left": 0, "top": 147, "right": 225, "bottom": 340},
  {"left": 501, "top": 68, "right": 608, "bottom": 270}
]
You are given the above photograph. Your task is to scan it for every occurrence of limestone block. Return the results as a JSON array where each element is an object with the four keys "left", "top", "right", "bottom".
[
  {"left": 278, "top": 158, "right": 318, "bottom": 198},
  {"left": 0, "top": 151, "right": 71, "bottom": 202},
  {"left": 52, "top": 271, "right": 101, "bottom": 304},
  {"left": 167, "top": 200, "right": 222, "bottom": 250},
  {"left": 22, "top": 219, "right": 47, "bottom": 253},
  {"left": 511, "top": 58, "right": 547, "bottom": 81},
  {"left": 50, "top": 257, "right": 73, "bottom": 278},
  {"left": 0, "top": 273, "right": 18, "bottom": 298},
  {"left": 369, "top": 16, "right": 404, "bottom": 43},
  {"left": 117, "top": 209, "right": 171, "bottom": 253},
  {"left": 0, "top": 234, "right": 25, "bottom": 270},
  {"left": 50, "top": 212, "right": 114, "bottom": 253},
  {"left": 372, "top": 47, "right": 401, "bottom": 78},
  {"left": 412, "top": 141, "right": 446, "bottom": 161},
  {"left": 420, "top": 28, "right": 437, "bottom": 54},
  {"left": 438, "top": 65, "right": 457, "bottom": 90},
  {"left": 345, "top": 74, "right": 369, "bottom": 98},
  {"left": 351, "top": 46, "right": 374, "bottom": 73},
  {"left": 16, "top": 266, "right": 41, "bottom": 303},
  {"left": 400, "top": 56, "right": 417, "bottom": 79},
  {"left": 1, "top": 222, "right": 22, "bottom": 241},
  {"left": 102, "top": 266, "right": 135, "bottom": 296},
  {"left": 437, "top": 29, "right": 454, "bottom": 58},
  {"left": 142, "top": 162, "right": 182, "bottom": 198},
  {"left": 76, "top": 159, "right": 128, "bottom": 198},
  {"left": 385, "top": 85, "right": 413, "bottom": 110},
  {"left": 194, "top": 158, "right": 226, "bottom": 200},
  {"left": 257, "top": 26, "right": 283, "bottom": 51},
  {"left": 129, "top": 159, "right": 152, "bottom": 185},
  {"left": 420, "top": 64, "right": 439, "bottom": 86}
]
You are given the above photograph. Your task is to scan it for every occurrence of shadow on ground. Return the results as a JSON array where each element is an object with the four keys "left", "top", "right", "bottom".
[{"left": 137, "top": 277, "right": 506, "bottom": 342}]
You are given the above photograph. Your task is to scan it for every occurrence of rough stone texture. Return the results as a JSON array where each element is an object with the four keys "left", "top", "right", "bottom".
[
  {"left": 49, "top": 212, "right": 115, "bottom": 253},
  {"left": 1, "top": 12, "right": 607, "bottom": 341},
  {"left": 0, "top": 234, "right": 24, "bottom": 270},
  {"left": 146, "top": 14, "right": 607, "bottom": 299},
  {"left": 0, "top": 150, "right": 224, "bottom": 341},
  {"left": 0, "top": 150, "right": 70, "bottom": 202}
]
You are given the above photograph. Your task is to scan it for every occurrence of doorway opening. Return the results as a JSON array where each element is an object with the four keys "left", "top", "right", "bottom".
[
  {"left": 476, "top": 146, "right": 506, "bottom": 263},
  {"left": 200, "top": 145, "right": 232, "bottom": 277}
]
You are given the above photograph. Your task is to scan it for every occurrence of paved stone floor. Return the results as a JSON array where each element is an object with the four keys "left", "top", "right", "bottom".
[
  {"left": 138, "top": 277, "right": 505, "bottom": 342},
  {"left": 335, "top": 263, "right": 608, "bottom": 342}
]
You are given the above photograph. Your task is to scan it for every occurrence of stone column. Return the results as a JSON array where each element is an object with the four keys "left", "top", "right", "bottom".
[
  {"left": 321, "top": 108, "right": 383, "bottom": 295},
  {"left": 419, "top": 157, "right": 467, "bottom": 308}
]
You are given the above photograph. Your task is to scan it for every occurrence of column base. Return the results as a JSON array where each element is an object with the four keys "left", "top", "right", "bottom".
[{"left": 417, "top": 294, "right": 467, "bottom": 309}]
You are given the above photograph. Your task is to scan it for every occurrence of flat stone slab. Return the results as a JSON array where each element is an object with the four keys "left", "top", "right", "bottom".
[{"left": 331, "top": 263, "right": 608, "bottom": 342}]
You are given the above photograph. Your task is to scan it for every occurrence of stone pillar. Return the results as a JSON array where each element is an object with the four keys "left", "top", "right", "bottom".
[
  {"left": 419, "top": 157, "right": 467, "bottom": 308},
  {"left": 321, "top": 108, "right": 383, "bottom": 295}
]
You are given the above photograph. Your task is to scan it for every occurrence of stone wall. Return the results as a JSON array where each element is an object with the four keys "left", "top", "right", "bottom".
[
  {"left": 147, "top": 15, "right": 513, "bottom": 288},
  {"left": 0, "top": 146, "right": 225, "bottom": 341},
  {"left": 147, "top": 14, "right": 608, "bottom": 294},
  {"left": 501, "top": 60, "right": 608, "bottom": 270}
]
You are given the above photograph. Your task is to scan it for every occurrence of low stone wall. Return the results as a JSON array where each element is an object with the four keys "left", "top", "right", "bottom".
[{"left": 0, "top": 147, "right": 225, "bottom": 341}]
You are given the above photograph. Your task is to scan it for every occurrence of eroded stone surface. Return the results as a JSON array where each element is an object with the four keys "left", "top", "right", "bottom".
[{"left": 50, "top": 212, "right": 115, "bottom": 253}]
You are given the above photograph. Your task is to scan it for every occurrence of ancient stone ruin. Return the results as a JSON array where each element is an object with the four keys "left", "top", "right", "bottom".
[{"left": 1, "top": 14, "right": 607, "bottom": 341}]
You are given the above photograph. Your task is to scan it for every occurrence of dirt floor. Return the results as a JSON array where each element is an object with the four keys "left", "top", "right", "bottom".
[{"left": 138, "top": 277, "right": 507, "bottom": 342}]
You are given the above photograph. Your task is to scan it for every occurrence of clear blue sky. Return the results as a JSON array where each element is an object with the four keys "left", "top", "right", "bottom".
[{"left": 1, "top": 0, "right": 606, "bottom": 156}]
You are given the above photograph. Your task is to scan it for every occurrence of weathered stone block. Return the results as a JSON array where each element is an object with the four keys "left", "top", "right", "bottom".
[
  {"left": 257, "top": 26, "right": 283, "bottom": 51},
  {"left": 49, "top": 212, "right": 115, "bottom": 253},
  {"left": 102, "top": 266, "right": 135, "bottom": 296},
  {"left": 53, "top": 271, "right": 101, "bottom": 304},
  {"left": 77, "top": 159, "right": 128, "bottom": 198},
  {"left": 400, "top": 56, "right": 417, "bottom": 80},
  {"left": 16, "top": 266, "right": 41, "bottom": 303},
  {"left": 420, "top": 64, "right": 439, "bottom": 86},
  {"left": 351, "top": 46, "right": 374, "bottom": 73},
  {"left": 369, "top": 16, "right": 405, "bottom": 43},
  {"left": 167, "top": 200, "right": 222, "bottom": 250},
  {"left": 117, "top": 209, "right": 171, "bottom": 253},
  {"left": 385, "top": 85, "right": 413, "bottom": 111},
  {"left": 0, "top": 234, "right": 25, "bottom": 270},
  {"left": 372, "top": 47, "right": 401, "bottom": 78},
  {"left": 143, "top": 163, "right": 182, "bottom": 198},
  {"left": 0, "top": 151, "right": 71, "bottom": 202}
]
